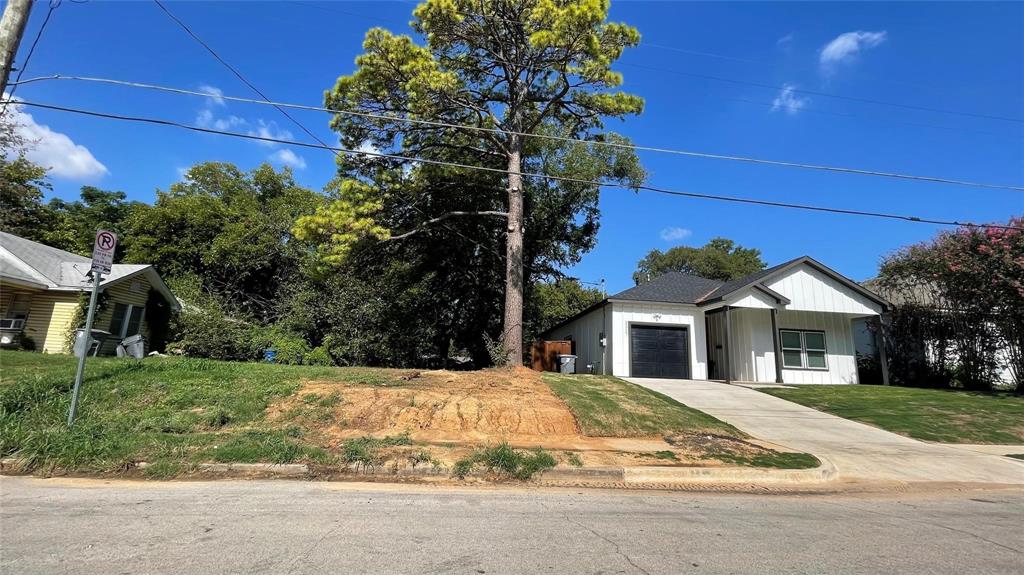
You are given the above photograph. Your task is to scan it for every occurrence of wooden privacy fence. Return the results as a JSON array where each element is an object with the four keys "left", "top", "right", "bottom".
[{"left": 530, "top": 340, "right": 573, "bottom": 372}]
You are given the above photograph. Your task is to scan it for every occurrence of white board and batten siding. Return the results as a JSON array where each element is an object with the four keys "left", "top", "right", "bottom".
[
  {"left": 609, "top": 301, "right": 708, "bottom": 379},
  {"left": 725, "top": 308, "right": 860, "bottom": 384},
  {"left": 550, "top": 304, "right": 611, "bottom": 375},
  {"left": 723, "top": 262, "right": 882, "bottom": 384},
  {"left": 552, "top": 261, "right": 882, "bottom": 384},
  {"left": 763, "top": 265, "right": 881, "bottom": 316}
]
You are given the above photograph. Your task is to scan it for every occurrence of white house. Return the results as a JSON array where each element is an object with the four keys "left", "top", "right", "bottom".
[{"left": 543, "top": 256, "right": 889, "bottom": 385}]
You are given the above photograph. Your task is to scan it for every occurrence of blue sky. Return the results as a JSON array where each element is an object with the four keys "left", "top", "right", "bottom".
[{"left": 9, "top": 0, "right": 1023, "bottom": 293}]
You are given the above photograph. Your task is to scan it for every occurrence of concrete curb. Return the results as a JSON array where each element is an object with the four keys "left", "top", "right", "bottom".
[
  {"left": 196, "top": 463, "right": 310, "bottom": 477},
  {"left": 621, "top": 461, "right": 837, "bottom": 485},
  {"left": 2, "top": 457, "right": 838, "bottom": 486}
]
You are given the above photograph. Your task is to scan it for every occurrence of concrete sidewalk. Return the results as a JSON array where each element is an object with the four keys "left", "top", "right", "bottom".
[{"left": 627, "top": 378, "right": 1024, "bottom": 484}]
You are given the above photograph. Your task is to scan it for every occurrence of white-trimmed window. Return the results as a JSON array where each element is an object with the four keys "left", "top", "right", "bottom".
[
  {"left": 1, "top": 294, "right": 31, "bottom": 330},
  {"left": 779, "top": 329, "right": 828, "bottom": 370},
  {"left": 110, "top": 303, "right": 145, "bottom": 339}
]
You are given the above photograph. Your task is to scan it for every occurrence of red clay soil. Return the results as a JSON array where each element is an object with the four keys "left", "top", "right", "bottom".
[
  {"left": 267, "top": 368, "right": 782, "bottom": 468},
  {"left": 270, "top": 367, "right": 587, "bottom": 444}
]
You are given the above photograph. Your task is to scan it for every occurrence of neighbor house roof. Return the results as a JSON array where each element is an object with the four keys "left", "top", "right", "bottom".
[{"left": 0, "top": 231, "right": 179, "bottom": 309}]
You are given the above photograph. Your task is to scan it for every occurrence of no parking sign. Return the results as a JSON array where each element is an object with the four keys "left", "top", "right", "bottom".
[{"left": 91, "top": 230, "right": 117, "bottom": 274}]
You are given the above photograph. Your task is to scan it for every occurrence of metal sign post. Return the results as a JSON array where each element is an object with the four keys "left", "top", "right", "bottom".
[{"left": 68, "top": 230, "right": 117, "bottom": 426}]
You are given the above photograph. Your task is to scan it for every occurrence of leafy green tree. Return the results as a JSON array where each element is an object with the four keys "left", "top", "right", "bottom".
[
  {"left": 296, "top": 0, "right": 644, "bottom": 364},
  {"left": 525, "top": 278, "right": 603, "bottom": 342},
  {"left": 47, "top": 187, "right": 145, "bottom": 257},
  {"left": 633, "top": 238, "right": 766, "bottom": 284},
  {"left": 125, "top": 162, "right": 321, "bottom": 320},
  {"left": 0, "top": 156, "right": 54, "bottom": 242}
]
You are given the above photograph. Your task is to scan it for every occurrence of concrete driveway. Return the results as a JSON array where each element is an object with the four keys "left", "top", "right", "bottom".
[{"left": 627, "top": 378, "right": 1024, "bottom": 484}]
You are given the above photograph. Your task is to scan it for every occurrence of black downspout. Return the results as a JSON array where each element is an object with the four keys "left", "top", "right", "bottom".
[
  {"left": 771, "top": 307, "right": 784, "bottom": 383},
  {"left": 723, "top": 306, "right": 733, "bottom": 383},
  {"left": 877, "top": 314, "right": 891, "bottom": 386}
]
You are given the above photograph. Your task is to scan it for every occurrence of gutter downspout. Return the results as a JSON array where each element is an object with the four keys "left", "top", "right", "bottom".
[
  {"left": 770, "top": 307, "right": 784, "bottom": 383},
  {"left": 723, "top": 306, "right": 733, "bottom": 383},
  {"left": 601, "top": 302, "right": 608, "bottom": 375}
]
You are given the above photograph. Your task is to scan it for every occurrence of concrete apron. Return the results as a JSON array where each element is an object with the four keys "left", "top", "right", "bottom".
[{"left": 627, "top": 378, "right": 1024, "bottom": 486}]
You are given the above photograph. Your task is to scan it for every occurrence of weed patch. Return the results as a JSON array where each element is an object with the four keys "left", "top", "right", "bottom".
[{"left": 453, "top": 443, "right": 556, "bottom": 480}]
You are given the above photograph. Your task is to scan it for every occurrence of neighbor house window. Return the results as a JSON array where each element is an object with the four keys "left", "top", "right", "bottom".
[
  {"left": 7, "top": 294, "right": 30, "bottom": 320},
  {"left": 779, "top": 329, "right": 827, "bottom": 370},
  {"left": 109, "top": 303, "right": 145, "bottom": 339},
  {"left": 1, "top": 294, "right": 31, "bottom": 330}
]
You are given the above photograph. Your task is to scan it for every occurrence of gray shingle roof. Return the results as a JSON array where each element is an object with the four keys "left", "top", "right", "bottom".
[
  {"left": 1, "top": 231, "right": 149, "bottom": 290},
  {"left": 610, "top": 272, "right": 724, "bottom": 304},
  {"left": 0, "top": 230, "right": 89, "bottom": 286}
]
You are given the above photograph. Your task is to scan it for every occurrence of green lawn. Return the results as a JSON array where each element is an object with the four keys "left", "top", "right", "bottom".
[
  {"left": 0, "top": 350, "right": 408, "bottom": 475},
  {"left": 762, "top": 385, "right": 1024, "bottom": 444},
  {"left": 542, "top": 373, "right": 742, "bottom": 438}
]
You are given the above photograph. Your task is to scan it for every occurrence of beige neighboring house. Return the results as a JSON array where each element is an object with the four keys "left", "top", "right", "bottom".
[{"left": 0, "top": 231, "right": 179, "bottom": 355}]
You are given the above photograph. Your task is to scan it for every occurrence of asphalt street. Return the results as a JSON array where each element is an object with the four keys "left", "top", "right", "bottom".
[{"left": 1, "top": 477, "right": 1022, "bottom": 574}]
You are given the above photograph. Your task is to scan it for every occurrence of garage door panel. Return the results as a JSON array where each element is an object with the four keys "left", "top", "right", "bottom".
[{"left": 630, "top": 326, "right": 690, "bottom": 379}]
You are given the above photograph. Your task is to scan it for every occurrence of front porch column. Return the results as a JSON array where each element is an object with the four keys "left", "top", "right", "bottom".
[
  {"left": 770, "top": 307, "right": 784, "bottom": 383},
  {"left": 723, "top": 306, "right": 733, "bottom": 383}
]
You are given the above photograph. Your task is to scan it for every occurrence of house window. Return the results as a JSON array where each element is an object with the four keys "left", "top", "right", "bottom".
[
  {"left": 779, "top": 329, "right": 828, "bottom": 370},
  {"left": 1, "top": 294, "right": 31, "bottom": 330},
  {"left": 109, "top": 303, "right": 145, "bottom": 339},
  {"left": 7, "top": 294, "right": 31, "bottom": 320}
]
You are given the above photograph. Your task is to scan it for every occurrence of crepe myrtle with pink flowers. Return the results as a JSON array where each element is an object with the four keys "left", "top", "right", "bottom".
[{"left": 875, "top": 216, "right": 1023, "bottom": 392}]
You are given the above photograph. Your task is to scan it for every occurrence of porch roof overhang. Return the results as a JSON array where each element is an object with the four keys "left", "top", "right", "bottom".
[{"left": 699, "top": 283, "right": 790, "bottom": 308}]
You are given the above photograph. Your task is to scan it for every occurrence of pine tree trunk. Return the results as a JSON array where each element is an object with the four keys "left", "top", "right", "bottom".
[{"left": 502, "top": 135, "right": 524, "bottom": 366}]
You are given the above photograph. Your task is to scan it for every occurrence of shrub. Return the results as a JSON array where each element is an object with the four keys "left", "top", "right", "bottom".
[
  {"left": 304, "top": 345, "right": 334, "bottom": 366},
  {"left": 168, "top": 308, "right": 261, "bottom": 361}
]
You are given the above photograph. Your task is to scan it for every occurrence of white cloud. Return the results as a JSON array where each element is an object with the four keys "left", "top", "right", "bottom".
[
  {"left": 776, "top": 33, "right": 794, "bottom": 49},
  {"left": 270, "top": 148, "right": 306, "bottom": 170},
  {"left": 197, "top": 84, "right": 226, "bottom": 106},
  {"left": 356, "top": 140, "right": 380, "bottom": 157},
  {"left": 248, "top": 119, "right": 294, "bottom": 146},
  {"left": 771, "top": 84, "right": 809, "bottom": 115},
  {"left": 819, "top": 30, "right": 887, "bottom": 73},
  {"left": 195, "top": 108, "right": 246, "bottom": 131},
  {"left": 3, "top": 95, "right": 108, "bottom": 180},
  {"left": 659, "top": 227, "right": 692, "bottom": 242}
]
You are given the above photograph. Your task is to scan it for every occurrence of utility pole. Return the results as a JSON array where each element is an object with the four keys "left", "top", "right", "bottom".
[{"left": 0, "top": 0, "right": 33, "bottom": 95}]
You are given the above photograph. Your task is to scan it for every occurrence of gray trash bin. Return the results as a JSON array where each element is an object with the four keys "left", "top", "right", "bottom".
[
  {"left": 558, "top": 354, "right": 577, "bottom": 374},
  {"left": 74, "top": 329, "right": 111, "bottom": 358},
  {"left": 117, "top": 334, "right": 147, "bottom": 359}
]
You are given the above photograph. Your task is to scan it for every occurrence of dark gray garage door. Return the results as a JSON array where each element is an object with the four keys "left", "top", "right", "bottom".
[{"left": 630, "top": 326, "right": 690, "bottom": 379}]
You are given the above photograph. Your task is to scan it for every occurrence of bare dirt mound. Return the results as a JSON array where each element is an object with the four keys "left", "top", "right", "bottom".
[{"left": 271, "top": 367, "right": 581, "bottom": 442}]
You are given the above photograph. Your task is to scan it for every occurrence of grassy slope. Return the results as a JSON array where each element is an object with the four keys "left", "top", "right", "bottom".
[
  {"left": 1, "top": 352, "right": 819, "bottom": 473},
  {"left": 542, "top": 373, "right": 742, "bottom": 438},
  {"left": 762, "top": 385, "right": 1024, "bottom": 444},
  {"left": 543, "top": 374, "right": 819, "bottom": 469},
  {"left": 0, "top": 351, "right": 408, "bottom": 475}
]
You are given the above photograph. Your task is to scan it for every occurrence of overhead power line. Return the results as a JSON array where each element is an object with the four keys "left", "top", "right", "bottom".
[
  {"left": 15, "top": 99, "right": 1022, "bottom": 232},
  {"left": 1, "top": 0, "right": 58, "bottom": 117},
  {"left": 151, "top": 0, "right": 337, "bottom": 155},
  {"left": 13, "top": 74, "right": 1022, "bottom": 193},
  {"left": 618, "top": 62, "right": 1023, "bottom": 124},
  {"left": 282, "top": 2, "right": 1022, "bottom": 125}
]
